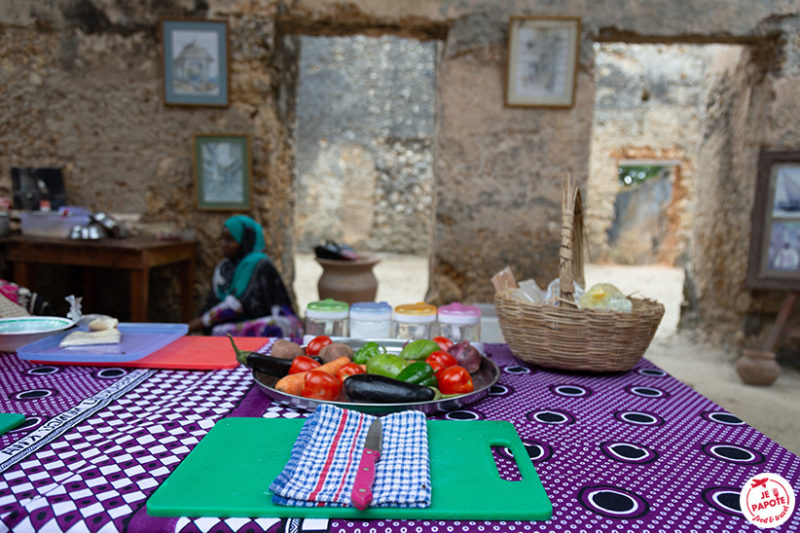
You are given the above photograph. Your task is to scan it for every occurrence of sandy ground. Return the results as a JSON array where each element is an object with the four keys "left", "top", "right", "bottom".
[{"left": 294, "top": 254, "right": 800, "bottom": 456}]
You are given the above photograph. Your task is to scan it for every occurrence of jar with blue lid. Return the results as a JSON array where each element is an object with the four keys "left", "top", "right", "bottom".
[
  {"left": 437, "top": 302, "right": 481, "bottom": 342},
  {"left": 349, "top": 301, "right": 393, "bottom": 339},
  {"left": 305, "top": 298, "right": 349, "bottom": 337}
]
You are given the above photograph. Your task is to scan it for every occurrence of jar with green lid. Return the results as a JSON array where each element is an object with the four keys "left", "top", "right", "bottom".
[
  {"left": 305, "top": 298, "right": 349, "bottom": 337},
  {"left": 393, "top": 301, "right": 437, "bottom": 340}
]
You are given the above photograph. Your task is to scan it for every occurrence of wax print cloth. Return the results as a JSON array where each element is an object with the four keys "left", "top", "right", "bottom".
[{"left": 0, "top": 342, "right": 799, "bottom": 533}]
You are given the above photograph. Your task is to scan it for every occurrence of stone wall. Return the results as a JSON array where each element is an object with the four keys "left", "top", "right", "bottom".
[{"left": 2, "top": 0, "right": 800, "bottom": 353}]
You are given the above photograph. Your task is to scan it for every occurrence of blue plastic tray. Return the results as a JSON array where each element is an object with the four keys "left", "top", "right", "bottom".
[{"left": 15, "top": 323, "right": 188, "bottom": 363}]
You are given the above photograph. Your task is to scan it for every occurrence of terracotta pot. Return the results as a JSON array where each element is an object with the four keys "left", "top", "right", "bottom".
[
  {"left": 316, "top": 256, "right": 380, "bottom": 305},
  {"left": 736, "top": 349, "right": 781, "bottom": 386}
]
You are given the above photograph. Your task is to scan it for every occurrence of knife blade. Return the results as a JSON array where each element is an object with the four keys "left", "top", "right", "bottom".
[{"left": 351, "top": 417, "right": 382, "bottom": 510}]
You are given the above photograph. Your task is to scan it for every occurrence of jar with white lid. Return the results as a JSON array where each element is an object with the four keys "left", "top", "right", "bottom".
[
  {"left": 349, "top": 301, "right": 393, "bottom": 339},
  {"left": 393, "top": 302, "right": 437, "bottom": 340},
  {"left": 437, "top": 302, "right": 481, "bottom": 343},
  {"left": 305, "top": 298, "right": 349, "bottom": 337}
]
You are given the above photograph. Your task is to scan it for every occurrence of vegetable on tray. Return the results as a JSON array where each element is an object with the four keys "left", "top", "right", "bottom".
[
  {"left": 274, "top": 356, "right": 352, "bottom": 396},
  {"left": 344, "top": 374, "right": 437, "bottom": 403},
  {"left": 396, "top": 361, "right": 438, "bottom": 387}
]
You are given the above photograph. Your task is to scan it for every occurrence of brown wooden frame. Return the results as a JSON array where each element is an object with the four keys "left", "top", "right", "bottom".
[
  {"left": 161, "top": 18, "right": 230, "bottom": 107},
  {"left": 505, "top": 16, "right": 581, "bottom": 108},
  {"left": 747, "top": 150, "right": 800, "bottom": 289},
  {"left": 193, "top": 134, "right": 252, "bottom": 211}
]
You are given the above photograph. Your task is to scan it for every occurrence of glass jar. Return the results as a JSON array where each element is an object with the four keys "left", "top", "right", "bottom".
[
  {"left": 305, "top": 298, "right": 349, "bottom": 337},
  {"left": 393, "top": 302, "right": 437, "bottom": 340},
  {"left": 349, "top": 301, "right": 393, "bottom": 339},
  {"left": 437, "top": 302, "right": 481, "bottom": 343}
]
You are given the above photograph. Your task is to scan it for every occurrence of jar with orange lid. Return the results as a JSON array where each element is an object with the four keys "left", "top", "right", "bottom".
[{"left": 393, "top": 302, "right": 437, "bottom": 340}]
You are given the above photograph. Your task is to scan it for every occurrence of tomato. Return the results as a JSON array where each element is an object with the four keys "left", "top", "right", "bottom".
[
  {"left": 437, "top": 365, "right": 474, "bottom": 395},
  {"left": 432, "top": 336, "right": 454, "bottom": 351},
  {"left": 306, "top": 335, "right": 332, "bottom": 356},
  {"left": 301, "top": 370, "right": 342, "bottom": 400},
  {"left": 289, "top": 355, "right": 321, "bottom": 375},
  {"left": 426, "top": 350, "right": 458, "bottom": 374},
  {"left": 336, "top": 362, "right": 366, "bottom": 382}
]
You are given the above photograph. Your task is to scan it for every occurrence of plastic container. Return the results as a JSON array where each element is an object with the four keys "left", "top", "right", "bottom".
[
  {"left": 437, "top": 302, "right": 482, "bottom": 343},
  {"left": 305, "top": 298, "right": 349, "bottom": 337},
  {"left": 20, "top": 207, "right": 91, "bottom": 238},
  {"left": 393, "top": 302, "right": 437, "bottom": 340},
  {"left": 349, "top": 301, "right": 393, "bottom": 339}
]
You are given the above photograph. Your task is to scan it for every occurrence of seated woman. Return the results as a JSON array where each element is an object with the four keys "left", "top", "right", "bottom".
[{"left": 188, "top": 215, "right": 302, "bottom": 340}]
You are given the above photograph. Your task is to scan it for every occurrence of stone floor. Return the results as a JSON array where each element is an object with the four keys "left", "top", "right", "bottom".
[{"left": 293, "top": 253, "right": 800, "bottom": 456}]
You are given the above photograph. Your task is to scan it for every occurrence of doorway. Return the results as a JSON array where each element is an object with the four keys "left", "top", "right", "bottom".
[{"left": 292, "top": 34, "right": 439, "bottom": 310}]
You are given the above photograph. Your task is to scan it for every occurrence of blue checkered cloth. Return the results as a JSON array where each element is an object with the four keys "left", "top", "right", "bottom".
[{"left": 270, "top": 404, "right": 431, "bottom": 508}]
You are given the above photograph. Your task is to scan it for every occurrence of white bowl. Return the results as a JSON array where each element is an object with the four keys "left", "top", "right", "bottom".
[{"left": 0, "top": 317, "right": 75, "bottom": 352}]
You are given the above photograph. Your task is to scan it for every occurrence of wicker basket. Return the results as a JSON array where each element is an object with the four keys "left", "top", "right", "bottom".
[{"left": 494, "top": 179, "right": 665, "bottom": 372}]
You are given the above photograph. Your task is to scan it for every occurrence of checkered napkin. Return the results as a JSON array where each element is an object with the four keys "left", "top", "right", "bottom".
[{"left": 269, "top": 404, "right": 431, "bottom": 508}]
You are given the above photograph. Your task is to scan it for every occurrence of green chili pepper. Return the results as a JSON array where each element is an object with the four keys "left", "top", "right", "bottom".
[
  {"left": 398, "top": 339, "right": 441, "bottom": 361},
  {"left": 366, "top": 352, "right": 409, "bottom": 379},
  {"left": 396, "top": 361, "right": 438, "bottom": 387},
  {"left": 352, "top": 341, "right": 386, "bottom": 365}
]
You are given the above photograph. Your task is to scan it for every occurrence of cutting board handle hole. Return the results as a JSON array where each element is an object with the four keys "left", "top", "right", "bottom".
[{"left": 491, "top": 446, "right": 524, "bottom": 482}]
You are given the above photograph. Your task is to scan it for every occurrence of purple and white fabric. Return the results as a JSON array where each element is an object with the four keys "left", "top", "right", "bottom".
[
  {"left": 270, "top": 404, "right": 430, "bottom": 508},
  {"left": 0, "top": 343, "right": 799, "bottom": 532}
]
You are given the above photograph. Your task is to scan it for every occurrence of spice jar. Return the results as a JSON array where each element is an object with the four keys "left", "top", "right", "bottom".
[
  {"left": 437, "top": 302, "right": 481, "bottom": 343},
  {"left": 305, "top": 298, "right": 349, "bottom": 337},
  {"left": 393, "top": 302, "right": 437, "bottom": 340},
  {"left": 349, "top": 301, "right": 393, "bottom": 339}
]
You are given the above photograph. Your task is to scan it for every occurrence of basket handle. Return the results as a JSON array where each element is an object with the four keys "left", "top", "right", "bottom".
[{"left": 559, "top": 176, "right": 585, "bottom": 304}]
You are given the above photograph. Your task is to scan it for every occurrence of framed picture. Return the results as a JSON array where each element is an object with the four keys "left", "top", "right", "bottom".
[
  {"left": 506, "top": 16, "right": 580, "bottom": 108},
  {"left": 193, "top": 134, "right": 252, "bottom": 211},
  {"left": 162, "top": 19, "right": 229, "bottom": 107},
  {"left": 747, "top": 150, "right": 800, "bottom": 289}
]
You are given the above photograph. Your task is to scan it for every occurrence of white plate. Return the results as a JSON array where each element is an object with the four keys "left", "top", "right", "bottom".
[{"left": 0, "top": 316, "right": 75, "bottom": 352}]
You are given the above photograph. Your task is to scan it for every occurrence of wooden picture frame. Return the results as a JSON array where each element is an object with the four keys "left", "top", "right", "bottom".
[
  {"left": 162, "top": 19, "right": 229, "bottom": 107},
  {"left": 193, "top": 134, "right": 252, "bottom": 211},
  {"left": 506, "top": 16, "right": 580, "bottom": 108},
  {"left": 747, "top": 150, "right": 800, "bottom": 289}
]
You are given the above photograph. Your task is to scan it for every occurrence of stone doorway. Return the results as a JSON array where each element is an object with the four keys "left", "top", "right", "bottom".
[{"left": 293, "top": 34, "right": 440, "bottom": 257}]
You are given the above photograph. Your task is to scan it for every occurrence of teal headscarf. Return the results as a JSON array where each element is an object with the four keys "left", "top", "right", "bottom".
[{"left": 216, "top": 215, "right": 269, "bottom": 300}]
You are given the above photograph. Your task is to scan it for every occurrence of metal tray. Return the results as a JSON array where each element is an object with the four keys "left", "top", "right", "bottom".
[{"left": 253, "top": 337, "right": 500, "bottom": 415}]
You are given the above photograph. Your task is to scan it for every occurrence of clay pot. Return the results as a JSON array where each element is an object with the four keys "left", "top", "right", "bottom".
[
  {"left": 316, "top": 256, "right": 380, "bottom": 305},
  {"left": 736, "top": 349, "right": 781, "bottom": 386}
]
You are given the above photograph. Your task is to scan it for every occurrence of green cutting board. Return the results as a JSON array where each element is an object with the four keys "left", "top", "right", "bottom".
[
  {"left": 0, "top": 413, "right": 25, "bottom": 436},
  {"left": 147, "top": 417, "right": 552, "bottom": 521}
]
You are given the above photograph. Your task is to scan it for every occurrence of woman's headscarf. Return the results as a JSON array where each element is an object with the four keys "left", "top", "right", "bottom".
[{"left": 216, "top": 215, "right": 269, "bottom": 300}]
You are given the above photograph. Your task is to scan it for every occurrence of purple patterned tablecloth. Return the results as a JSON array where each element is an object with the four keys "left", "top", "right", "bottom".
[{"left": 1, "top": 343, "right": 799, "bottom": 533}]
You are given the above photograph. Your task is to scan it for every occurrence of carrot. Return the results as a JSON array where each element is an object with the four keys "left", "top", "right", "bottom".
[{"left": 274, "top": 355, "right": 351, "bottom": 396}]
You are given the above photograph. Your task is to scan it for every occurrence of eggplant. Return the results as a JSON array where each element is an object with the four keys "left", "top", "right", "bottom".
[
  {"left": 344, "top": 374, "right": 436, "bottom": 403},
  {"left": 228, "top": 334, "right": 321, "bottom": 377},
  {"left": 244, "top": 353, "right": 323, "bottom": 377}
]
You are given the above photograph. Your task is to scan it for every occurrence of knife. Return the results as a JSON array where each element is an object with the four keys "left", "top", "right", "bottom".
[{"left": 351, "top": 417, "right": 382, "bottom": 510}]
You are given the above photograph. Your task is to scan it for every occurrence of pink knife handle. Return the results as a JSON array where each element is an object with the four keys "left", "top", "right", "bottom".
[{"left": 351, "top": 448, "right": 380, "bottom": 510}]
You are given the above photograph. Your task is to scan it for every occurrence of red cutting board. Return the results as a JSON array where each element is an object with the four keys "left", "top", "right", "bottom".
[{"left": 32, "top": 336, "right": 272, "bottom": 370}]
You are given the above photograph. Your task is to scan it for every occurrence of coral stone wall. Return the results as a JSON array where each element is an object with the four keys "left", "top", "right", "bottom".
[{"left": 2, "top": 0, "right": 800, "bottom": 351}]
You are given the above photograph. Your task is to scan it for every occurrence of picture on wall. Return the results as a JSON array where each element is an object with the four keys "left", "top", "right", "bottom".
[
  {"left": 747, "top": 150, "right": 800, "bottom": 289},
  {"left": 506, "top": 16, "right": 580, "bottom": 108},
  {"left": 162, "top": 19, "right": 229, "bottom": 107},
  {"left": 193, "top": 134, "right": 252, "bottom": 211}
]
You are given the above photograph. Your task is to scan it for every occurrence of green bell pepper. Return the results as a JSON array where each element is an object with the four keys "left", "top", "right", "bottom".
[
  {"left": 352, "top": 341, "right": 386, "bottom": 365},
  {"left": 398, "top": 339, "right": 440, "bottom": 361},
  {"left": 365, "top": 352, "right": 409, "bottom": 378},
  {"left": 396, "top": 361, "right": 438, "bottom": 387}
]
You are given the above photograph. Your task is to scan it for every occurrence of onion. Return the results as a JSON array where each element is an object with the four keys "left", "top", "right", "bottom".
[{"left": 447, "top": 340, "right": 481, "bottom": 373}]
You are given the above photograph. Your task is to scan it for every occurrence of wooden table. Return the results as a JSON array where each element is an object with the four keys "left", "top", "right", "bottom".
[{"left": 1, "top": 234, "right": 197, "bottom": 322}]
